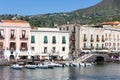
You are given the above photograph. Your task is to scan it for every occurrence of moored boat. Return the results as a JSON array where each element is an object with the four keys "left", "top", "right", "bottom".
[
  {"left": 25, "top": 64, "right": 36, "bottom": 69},
  {"left": 37, "top": 64, "right": 48, "bottom": 69},
  {"left": 10, "top": 64, "right": 23, "bottom": 70}
]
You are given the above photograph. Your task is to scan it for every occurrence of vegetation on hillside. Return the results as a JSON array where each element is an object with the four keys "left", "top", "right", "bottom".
[{"left": 0, "top": 0, "right": 120, "bottom": 27}]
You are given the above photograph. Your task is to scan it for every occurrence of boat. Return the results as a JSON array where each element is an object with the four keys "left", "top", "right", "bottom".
[
  {"left": 37, "top": 64, "right": 48, "bottom": 69},
  {"left": 10, "top": 64, "right": 23, "bottom": 70},
  {"left": 25, "top": 64, "right": 36, "bottom": 69}
]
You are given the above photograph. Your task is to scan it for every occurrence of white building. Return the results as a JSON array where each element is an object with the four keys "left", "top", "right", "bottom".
[
  {"left": 78, "top": 25, "right": 105, "bottom": 53},
  {"left": 30, "top": 28, "right": 69, "bottom": 60}
]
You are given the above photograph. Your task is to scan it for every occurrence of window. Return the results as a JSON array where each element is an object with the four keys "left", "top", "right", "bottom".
[
  {"left": 91, "top": 43, "right": 93, "bottom": 48},
  {"left": 102, "top": 35, "right": 104, "bottom": 42},
  {"left": 83, "top": 43, "right": 86, "bottom": 48},
  {"left": 66, "top": 27, "right": 69, "bottom": 31},
  {"left": 52, "top": 47, "right": 56, "bottom": 53},
  {"left": 10, "top": 30, "right": 14, "bottom": 38},
  {"left": 22, "top": 30, "right": 26, "bottom": 38},
  {"left": 0, "top": 30, "right": 4, "bottom": 37},
  {"left": 59, "top": 28, "right": 61, "bottom": 30},
  {"left": 10, "top": 42, "right": 16, "bottom": 50},
  {"left": 31, "top": 36, "right": 35, "bottom": 43},
  {"left": 52, "top": 36, "right": 56, "bottom": 44},
  {"left": 96, "top": 35, "right": 99, "bottom": 42},
  {"left": 21, "top": 43, "right": 27, "bottom": 50},
  {"left": 44, "top": 47, "right": 47, "bottom": 53},
  {"left": 62, "top": 47, "right": 65, "bottom": 51},
  {"left": 96, "top": 44, "right": 99, "bottom": 48},
  {"left": 44, "top": 36, "right": 48, "bottom": 43},
  {"left": 31, "top": 47, "right": 34, "bottom": 51},
  {"left": 102, "top": 44, "right": 104, "bottom": 49},
  {"left": 90, "top": 34, "right": 93, "bottom": 42},
  {"left": 62, "top": 36, "right": 66, "bottom": 44},
  {"left": 83, "top": 34, "right": 87, "bottom": 41}
]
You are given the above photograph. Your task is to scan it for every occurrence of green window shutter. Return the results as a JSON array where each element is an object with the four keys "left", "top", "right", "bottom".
[
  {"left": 44, "top": 36, "right": 48, "bottom": 43},
  {"left": 102, "top": 44, "right": 104, "bottom": 49},
  {"left": 62, "top": 36, "right": 66, "bottom": 44},
  {"left": 52, "top": 36, "right": 56, "bottom": 43},
  {"left": 31, "top": 36, "right": 35, "bottom": 43},
  {"left": 96, "top": 44, "right": 99, "bottom": 48}
]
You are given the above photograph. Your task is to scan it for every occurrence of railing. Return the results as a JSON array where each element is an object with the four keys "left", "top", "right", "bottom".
[
  {"left": 20, "top": 37, "right": 28, "bottom": 40},
  {"left": 82, "top": 47, "right": 94, "bottom": 50}
]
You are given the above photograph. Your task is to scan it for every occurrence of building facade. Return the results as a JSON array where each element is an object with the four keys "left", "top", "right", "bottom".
[
  {"left": 57, "top": 24, "right": 77, "bottom": 57},
  {"left": 0, "top": 20, "right": 31, "bottom": 60},
  {"left": 30, "top": 28, "right": 69, "bottom": 59},
  {"left": 77, "top": 22, "right": 120, "bottom": 54}
]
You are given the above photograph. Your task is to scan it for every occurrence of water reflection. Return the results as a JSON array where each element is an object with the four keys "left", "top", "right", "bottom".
[{"left": 0, "top": 63, "right": 120, "bottom": 80}]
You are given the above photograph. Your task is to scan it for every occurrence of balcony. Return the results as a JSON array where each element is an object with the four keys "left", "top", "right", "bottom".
[
  {"left": 83, "top": 38, "right": 87, "bottom": 42},
  {"left": 10, "top": 37, "right": 15, "bottom": 40},
  {"left": 96, "top": 39, "right": 100, "bottom": 42},
  {"left": 20, "top": 48, "right": 28, "bottom": 51},
  {"left": 0, "top": 36, "right": 4, "bottom": 40},
  {"left": 82, "top": 46, "right": 94, "bottom": 50},
  {"left": 20, "top": 37, "right": 28, "bottom": 40},
  {"left": 102, "top": 39, "right": 105, "bottom": 42},
  {"left": 90, "top": 39, "right": 94, "bottom": 42},
  {"left": 95, "top": 47, "right": 108, "bottom": 50}
]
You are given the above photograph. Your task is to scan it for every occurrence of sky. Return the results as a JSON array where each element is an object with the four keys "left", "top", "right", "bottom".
[{"left": 0, "top": 0, "right": 102, "bottom": 15}]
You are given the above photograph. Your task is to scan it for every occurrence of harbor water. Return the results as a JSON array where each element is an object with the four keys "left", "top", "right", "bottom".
[{"left": 0, "top": 63, "right": 120, "bottom": 80}]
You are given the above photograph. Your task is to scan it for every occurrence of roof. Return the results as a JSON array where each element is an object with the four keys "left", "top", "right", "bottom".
[
  {"left": 0, "top": 20, "right": 30, "bottom": 27},
  {"left": 102, "top": 21, "right": 120, "bottom": 25}
]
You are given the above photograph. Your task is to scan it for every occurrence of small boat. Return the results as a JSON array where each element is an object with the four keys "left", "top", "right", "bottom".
[
  {"left": 25, "top": 65, "right": 36, "bottom": 69},
  {"left": 85, "top": 63, "right": 93, "bottom": 67},
  {"left": 10, "top": 64, "right": 23, "bottom": 70},
  {"left": 37, "top": 64, "right": 48, "bottom": 69}
]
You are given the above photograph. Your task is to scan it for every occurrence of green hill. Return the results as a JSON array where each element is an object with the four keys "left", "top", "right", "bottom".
[{"left": 0, "top": 0, "right": 120, "bottom": 27}]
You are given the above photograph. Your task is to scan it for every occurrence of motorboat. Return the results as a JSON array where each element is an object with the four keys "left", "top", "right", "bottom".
[
  {"left": 37, "top": 64, "right": 48, "bottom": 69},
  {"left": 25, "top": 64, "right": 36, "bottom": 69},
  {"left": 10, "top": 64, "right": 23, "bottom": 70}
]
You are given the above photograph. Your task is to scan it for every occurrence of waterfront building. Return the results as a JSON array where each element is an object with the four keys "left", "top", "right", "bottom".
[
  {"left": 30, "top": 28, "right": 69, "bottom": 60},
  {"left": 77, "top": 25, "right": 106, "bottom": 53},
  {"left": 57, "top": 24, "right": 77, "bottom": 58},
  {"left": 77, "top": 22, "right": 120, "bottom": 54},
  {"left": 103, "top": 21, "right": 120, "bottom": 52},
  {"left": 0, "top": 20, "right": 31, "bottom": 60}
]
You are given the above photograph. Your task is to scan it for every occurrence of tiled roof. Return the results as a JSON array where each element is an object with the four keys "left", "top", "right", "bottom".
[
  {"left": 102, "top": 21, "right": 120, "bottom": 25},
  {"left": 3, "top": 20, "right": 28, "bottom": 23},
  {"left": 0, "top": 20, "right": 30, "bottom": 27}
]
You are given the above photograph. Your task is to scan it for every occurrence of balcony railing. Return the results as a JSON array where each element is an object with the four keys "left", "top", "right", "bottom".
[
  {"left": 96, "top": 39, "right": 100, "bottom": 42},
  {"left": 82, "top": 46, "right": 94, "bottom": 50},
  {"left": 20, "top": 47, "right": 28, "bottom": 51},
  {"left": 90, "top": 39, "right": 94, "bottom": 42},
  {"left": 10, "top": 37, "right": 15, "bottom": 40},
  {"left": 83, "top": 38, "right": 87, "bottom": 42},
  {"left": 95, "top": 47, "right": 108, "bottom": 50},
  {"left": 20, "top": 37, "right": 28, "bottom": 40}
]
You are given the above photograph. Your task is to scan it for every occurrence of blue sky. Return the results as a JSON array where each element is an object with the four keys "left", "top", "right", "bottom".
[{"left": 0, "top": 0, "right": 102, "bottom": 15}]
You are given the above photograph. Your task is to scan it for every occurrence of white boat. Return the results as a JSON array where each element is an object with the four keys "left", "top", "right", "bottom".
[
  {"left": 37, "top": 64, "right": 48, "bottom": 69},
  {"left": 47, "top": 62, "right": 63, "bottom": 67},
  {"left": 25, "top": 65, "right": 36, "bottom": 69},
  {"left": 10, "top": 64, "right": 23, "bottom": 70},
  {"left": 85, "top": 63, "right": 93, "bottom": 67}
]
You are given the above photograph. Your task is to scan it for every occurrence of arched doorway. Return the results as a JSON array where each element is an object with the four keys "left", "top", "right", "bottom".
[{"left": 95, "top": 56, "right": 104, "bottom": 62}]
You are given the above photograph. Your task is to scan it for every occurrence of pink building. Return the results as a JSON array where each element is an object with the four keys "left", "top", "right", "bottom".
[{"left": 0, "top": 20, "right": 30, "bottom": 60}]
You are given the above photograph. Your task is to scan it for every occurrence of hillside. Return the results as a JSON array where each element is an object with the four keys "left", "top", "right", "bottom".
[{"left": 0, "top": 0, "right": 120, "bottom": 27}]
